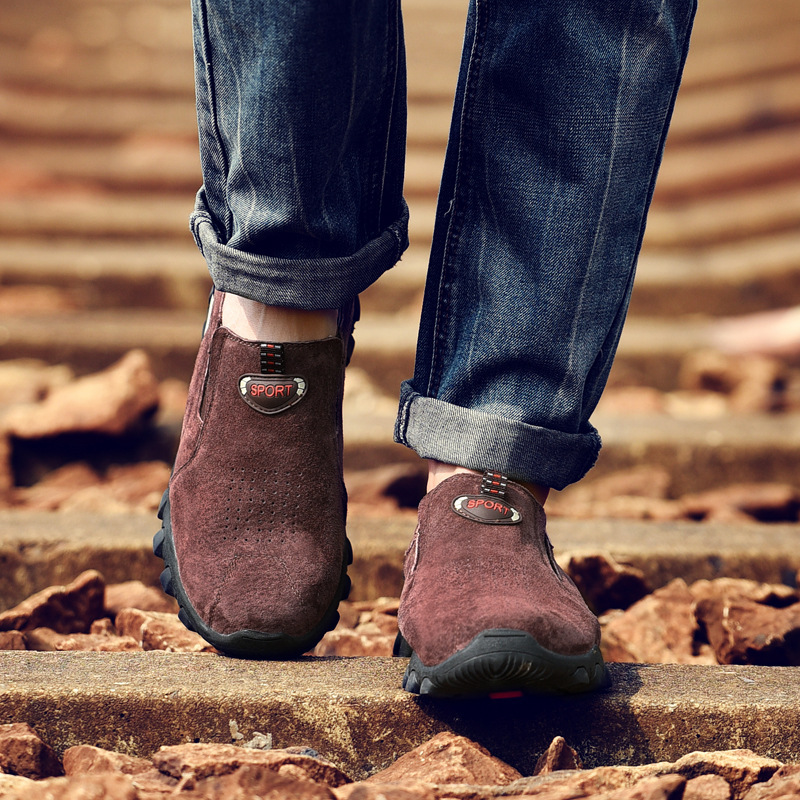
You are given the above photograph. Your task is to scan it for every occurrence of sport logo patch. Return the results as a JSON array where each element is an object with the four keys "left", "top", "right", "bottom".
[
  {"left": 238, "top": 374, "right": 306, "bottom": 415},
  {"left": 452, "top": 495, "right": 521, "bottom": 525}
]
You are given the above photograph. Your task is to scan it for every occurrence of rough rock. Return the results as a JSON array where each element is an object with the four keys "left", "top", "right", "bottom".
[
  {"left": 678, "top": 351, "right": 787, "bottom": 414},
  {"left": 191, "top": 765, "right": 338, "bottom": 799},
  {"left": 689, "top": 580, "right": 798, "bottom": 608},
  {"left": 601, "top": 578, "right": 715, "bottom": 664},
  {"left": 23, "top": 626, "right": 142, "bottom": 652},
  {"left": 0, "top": 773, "right": 38, "bottom": 795},
  {"left": 684, "top": 774, "right": 733, "bottom": 800},
  {"left": 334, "top": 780, "right": 436, "bottom": 800},
  {"left": 102, "top": 462, "right": 171, "bottom": 509},
  {"left": 63, "top": 745, "right": 153, "bottom": 776},
  {"left": 345, "top": 463, "right": 427, "bottom": 511},
  {"left": 694, "top": 597, "right": 800, "bottom": 666},
  {"left": 12, "top": 463, "right": 103, "bottom": 511},
  {"left": 680, "top": 484, "right": 800, "bottom": 523},
  {"left": 151, "top": 743, "right": 351, "bottom": 787},
  {"left": 595, "top": 387, "right": 667, "bottom": 415},
  {"left": 534, "top": 736, "right": 584, "bottom": 775},
  {"left": 0, "top": 359, "right": 74, "bottom": 409},
  {"left": 566, "top": 553, "right": 651, "bottom": 614},
  {"left": 105, "top": 581, "right": 177, "bottom": 617},
  {"left": 365, "top": 732, "right": 521, "bottom": 786},
  {"left": 313, "top": 629, "right": 394, "bottom": 657},
  {"left": 2, "top": 349, "right": 160, "bottom": 438},
  {"left": 1, "top": 772, "right": 138, "bottom": 800},
  {"left": 604, "top": 774, "right": 687, "bottom": 800},
  {"left": 0, "top": 570, "right": 105, "bottom": 634},
  {"left": 115, "top": 609, "right": 216, "bottom": 653},
  {"left": 0, "top": 631, "right": 26, "bottom": 650},
  {"left": 744, "top": 765, "right": 800, "bottom": 800},
  {"left": 0, "top": 723, "right": 63, "bottom": 779},
  {"left": 668, "top": 751, "right": 781, "bottom": 799}
]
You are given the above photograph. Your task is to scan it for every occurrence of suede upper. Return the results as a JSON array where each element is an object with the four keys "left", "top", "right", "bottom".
[
  {"left": 169, "top": 292, "right": 347, "bottom": 637},
  {"left": 398, "top": 473, "right": 600, "bottom": 667}
]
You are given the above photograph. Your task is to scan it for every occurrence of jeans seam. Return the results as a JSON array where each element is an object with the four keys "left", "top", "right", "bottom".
[
  {"left": 427, "top": 0, "right": 488, "bottom": 399},
  {"left": 194, "top": 0, "right": 233, "bottom": 239}
]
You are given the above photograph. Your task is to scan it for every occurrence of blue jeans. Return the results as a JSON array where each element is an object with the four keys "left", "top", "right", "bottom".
[{"left": 190, "top": 0, "right": 696, "bottom": 491}]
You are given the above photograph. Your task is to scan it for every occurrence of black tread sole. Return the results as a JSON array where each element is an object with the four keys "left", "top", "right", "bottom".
[
  {"left": 154, "top": 489, "right": 352, "bottom": 659},
  {"left": 397, "top": 629, "right": 608, "bottom": 697}
]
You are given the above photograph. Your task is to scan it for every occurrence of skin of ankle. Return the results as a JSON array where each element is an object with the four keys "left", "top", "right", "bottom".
[
  {"left": 221, "top": 293, "right": 338, "bottom": 342},
  {"left": 426, "top": 460, "right": 550, "bottom": 506}
]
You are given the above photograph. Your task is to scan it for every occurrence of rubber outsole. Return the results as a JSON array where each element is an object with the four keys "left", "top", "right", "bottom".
[
  {"left": 396, "top": 629, "right": 608, "bottom": 697},
  {"left": 154, "top": 489, "right": 352, "bottom": 659}
]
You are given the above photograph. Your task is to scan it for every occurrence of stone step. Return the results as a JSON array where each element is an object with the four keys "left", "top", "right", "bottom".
[
  {"left": 3, "top": 508, "right": 800, "bottom": 617},
  {"left": 0, "top": 306, "right": 750, "bottom": 391},
  {"left": 0, "top": 308, "right": 715, "bottom": 387},
  {"left": 4, "top": 231, "right": 800, "bottom": 319},
  {"left": 1, "top": 653, "right": 799, "bottom": 776},
  {"left": 2, "top": 170, "right": 798, "bottom": 254}
]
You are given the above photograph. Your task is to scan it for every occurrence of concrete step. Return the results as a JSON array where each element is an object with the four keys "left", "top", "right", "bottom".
[
  {"left": 0, "top": 308, "right": 714, "bottom": 387},
  {"left": 4, "top": 232, "right": 800, "bottom": 318},
  {"left": 3, "top": 510, "right": 800, "bottom": 613},
  {"left": 1, "top": 652, "right": 799, "bottom": 775}
]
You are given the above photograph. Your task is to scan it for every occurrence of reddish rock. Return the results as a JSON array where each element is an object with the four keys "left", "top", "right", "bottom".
[
  {"left": 566, "top": 553, "right": 651, "bottom": 614},
  {"left": 0, "top": 359, "right": 73, "bottom": 408},
  {"left": 689, "top": 579, "right": 798, "bottom": 608},
  {"left": 1, "top": 772, "right": 138, "bottom": 799},
  {"left": 115, "top": 609, "right": 216, "bottom": 653},
  {"left": 595, "top": 387, "right": 667, "bottom": 415},
  {"left": 2, "top": 349, "right": 160, "bottom": 438},
  {"left": 104, "top": 461, "right": 171, "bottom": 509},
  {"left": 605, "top": 774, "right": 687, "bottom": 800},
  {"left": 679, "top": 351, "right": 787, "bottom": 414},
  {"left": 0, "top": 723, "right": 63, "bottom": 779},
  {"left": 601, "top": 579, "right": 715, "bottom": 664},
  {"left": 63, "top": 745, "right": 152, "bottom": 776},
  {"left": 345, "top": 463, "right": 427, "bottom": 511},
  {"left": 24, "top": 626, "right": 142, "bottom": 652},
  {"left": 0, "top": 570, "right": 105, "bottom": 634},
  {"left": 0, "top": 631, "right": 26, "bottom": 650},
  {"left": 680, "top": 484, "right": 800, "bottom": 523},
  {"left": 193, "top": 765, "right": 338, "bottom": 799},
  {"left": 152, "top": 743, "right": 351, "bottom": 787},
  {"left": 313, "top": 629, "right": 394, "bottom": 657},
  {"left": 0, "top": 774, "right": 38, "bottom": 795},
  {"left": 668, "top": 751, "right": 781, "bottom": 799},
  {"left": 12, "top": 463, "right": 103, "bottom": 511},
  {"left": 334, "top": 780, "right": 436, "bottom": 800},
  {"left": 695, "top": 598, "right": 800, "bottom": 666},
  {"left": 534, "top": 736, "right": 584, "bottom": 775},
  {"left": 365, "top": 732, "right": 521, "bottom": 786},
  {"left": 684, "top": 774, "right": 732, "bottom": 800},
  {"left": 744, "top": 765, "right": 800, "bottom": 800},
  {"left": 105, "top": 581, "right": 177, "bottom": 617}
]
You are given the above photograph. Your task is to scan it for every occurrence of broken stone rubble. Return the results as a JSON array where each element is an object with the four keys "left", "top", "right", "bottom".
[
  {"left": 4, "top": 570, "right": 800, "bottom": 665},
  {"left": 0, "top": 725, "right": 788, "bottom": 800}
]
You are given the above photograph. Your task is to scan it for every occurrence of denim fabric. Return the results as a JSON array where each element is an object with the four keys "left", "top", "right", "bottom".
[
  {"left": 190, "top": 0, "right": 408, "bottom": 310},
  {"left": 190, "top": 0, "right": 696, "bottom": 490},
  {"left": 396, "top": 0, "right": 696, "bottom": 489}
]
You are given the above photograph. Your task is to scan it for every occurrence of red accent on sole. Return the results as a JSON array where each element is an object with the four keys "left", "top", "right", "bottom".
[{"left": 489, "top": 690, "right": 524, "bottom": 699}]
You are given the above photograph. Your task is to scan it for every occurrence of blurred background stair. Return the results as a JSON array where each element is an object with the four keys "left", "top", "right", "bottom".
[{"left": 1, "top": 0, "right": 800, "bottom": 501}]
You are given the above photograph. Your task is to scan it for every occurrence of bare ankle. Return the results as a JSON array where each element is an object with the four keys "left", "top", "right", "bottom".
[
  {"left": 221, "top": 293, "right": 338, "bottom": 342},
  {"left": 426, "top": 460, "right": 549, "bottom": 506}
]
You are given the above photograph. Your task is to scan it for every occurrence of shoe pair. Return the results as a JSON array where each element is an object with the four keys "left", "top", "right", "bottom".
[{"left": 155, "top": 294, "right": 606, "bottom": 695}]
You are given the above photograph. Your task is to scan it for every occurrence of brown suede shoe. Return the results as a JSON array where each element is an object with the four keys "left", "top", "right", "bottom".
[
  {"left": 153, "top": 291, "right": 351, "bottom": 658},
  {"left": 395, "top": 471, "right": 606, "bottom": 696}
]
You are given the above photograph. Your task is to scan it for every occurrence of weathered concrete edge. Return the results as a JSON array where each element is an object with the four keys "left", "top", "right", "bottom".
[{"left": 0, "top": 653, "right": 798, "bottom": 778}]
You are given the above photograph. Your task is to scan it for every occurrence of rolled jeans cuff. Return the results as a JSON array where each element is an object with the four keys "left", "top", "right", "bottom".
[
  {"left": 190, "top": 192, "right": 410, "bottom": 310},
  {"left": 394, "top": 381, "right": 601, "bottom": 491}
]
